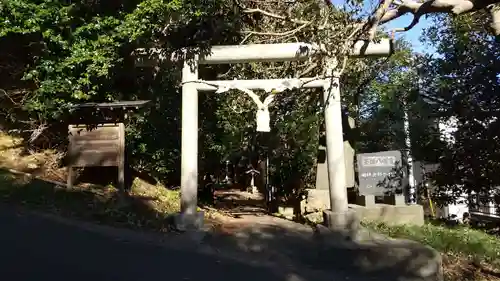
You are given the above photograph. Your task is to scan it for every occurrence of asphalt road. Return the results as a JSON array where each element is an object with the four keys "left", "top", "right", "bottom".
[{"left": 0, "top": 206, "right": 285, "bottom": 281}]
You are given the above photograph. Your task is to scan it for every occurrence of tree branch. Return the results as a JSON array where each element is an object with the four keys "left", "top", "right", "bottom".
[
  {"left": 365, "top": 0, "right": 396, "bottom": 40},
  {"left": 376, "top": 0, "right": 500, "bottom": 36},
  {"left": 241, "top": 22, "right": 310, "bottom": 37},
  {"left": 242, "top": 8, "right": 311, "bottom": 25}
]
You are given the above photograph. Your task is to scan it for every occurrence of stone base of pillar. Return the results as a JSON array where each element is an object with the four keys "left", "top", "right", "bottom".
[
  {"left": 251, "top": 185, "right": 258, "bottom": 194},
  {"left": 174, "top": 211, "right": 205, "bottom": 231},
  {"left": 322, "top": 208, "right": 360, "bottom": 234}
]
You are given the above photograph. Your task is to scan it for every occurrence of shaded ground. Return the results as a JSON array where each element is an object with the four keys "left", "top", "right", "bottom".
[
  {"left": 0, "top": 203, "right": 441, "bottom": 281},
  {"left": 0, "top": 205, "right": 285, "bottom": 281},
  {"left": 0, "top": 132, "right": 498, "bottom": 280}
]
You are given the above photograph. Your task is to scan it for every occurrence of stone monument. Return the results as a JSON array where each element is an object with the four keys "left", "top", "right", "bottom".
[{"left": 306, "top": 113, "right": 355, "bottom": 213}]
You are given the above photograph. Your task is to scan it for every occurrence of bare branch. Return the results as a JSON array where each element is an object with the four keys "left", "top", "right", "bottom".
[
  {"left": 296, "top": 61, "right": 319, "bottom": 78},
  {"left": 29, "top": 123, "right": 48, "bottom": 143},
  {"left": 241, "top": 22, "right": 310, "bottom": 37},
  {"left": 242, "top": 8, "right": 311, "bottom": 25},
  {"left": 365, "top": 0, "right": 395, "bottom": 40},
  {"left": 335, "top": 23, "right": 364, "bottom": 76},
  {"left": 376, "top": 0, "right": 500, "bottom": 36},
  {"left": 239, "top": 33, "right": 253, "bottom": 44},
  {"left": 0, "top": 88, "right": 19, "bottom": 105}
]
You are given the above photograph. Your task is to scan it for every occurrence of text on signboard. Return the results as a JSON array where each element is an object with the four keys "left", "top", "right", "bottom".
[
  {"left": 362, "top": 156, "right": 396, "bottom": 167},
  {"left": 360, "top": 172, "right": 396, "bottom": 178}
]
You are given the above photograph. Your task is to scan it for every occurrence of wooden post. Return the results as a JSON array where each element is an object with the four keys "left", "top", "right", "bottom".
[
  {"left": 118, "top": 123, "right": 125, "bottom": 196},
  {"left": 67, "top": 166, "right": 74, "bottom": 188}
]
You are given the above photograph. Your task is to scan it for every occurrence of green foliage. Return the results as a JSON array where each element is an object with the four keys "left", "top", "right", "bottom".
[
  {"left": 418, "top": 14, "right": 500, "bottom": 204},
  {"left": 341, "top": 38, "right": 441, "bottom": 162},
  {"left": 0, "top": 0, "right": 240, "bottom": 181},
  {"left": 1, "top": 0, "right": 232, "bottom": 119},
  {"left": 0, "top": 0, "right": 417, "bottom": 204}
]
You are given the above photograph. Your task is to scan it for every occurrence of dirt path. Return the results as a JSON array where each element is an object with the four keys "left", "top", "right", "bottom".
[
  {"left": 207, "top": 188, "right": 303, "bottom": 236},
  {"left": 213, "top": 188, "right": 269, "bottom": 217}
]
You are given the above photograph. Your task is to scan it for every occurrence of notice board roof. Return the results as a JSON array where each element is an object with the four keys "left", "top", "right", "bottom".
[{"left": 72, "top": 100, "right": 151, "bottom": 110}]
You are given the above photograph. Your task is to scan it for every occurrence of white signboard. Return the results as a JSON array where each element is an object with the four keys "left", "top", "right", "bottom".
[{"left": 357, "top": 150, "right": 404, "bottom": 196}]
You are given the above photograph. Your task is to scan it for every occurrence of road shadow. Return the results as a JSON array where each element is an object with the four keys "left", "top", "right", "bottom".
[
  {"left": 202, "top": 217, "right": 442, "bottom": 281},
  {"left": 0, "top": 204, "right": 292, "bottom": 281},
  {"left": 0, "top": 167, "right": 443, "bottom": 281}
]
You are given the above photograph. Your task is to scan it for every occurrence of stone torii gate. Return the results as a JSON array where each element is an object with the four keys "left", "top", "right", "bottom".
[{"left": 136, "top": 39, "right": 393, "bottom": 230}]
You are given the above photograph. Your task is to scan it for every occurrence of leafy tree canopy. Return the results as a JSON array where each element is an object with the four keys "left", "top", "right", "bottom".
[
  {"left": 0, "top": 0, "right": 415, "bottom": 199},
  {"left": 418, "top": 13, "right": 500, "bottom": 204}
]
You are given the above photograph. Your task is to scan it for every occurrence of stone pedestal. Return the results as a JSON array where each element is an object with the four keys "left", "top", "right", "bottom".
[
  {"left": 349, "top": 203, "right": 425, "bottom": 225},
  {"left": 355, "top": 194, "right": 376, "bottom": 207},
  {"left": 384, "top": 194, "right": 406, "bottom": 206}
]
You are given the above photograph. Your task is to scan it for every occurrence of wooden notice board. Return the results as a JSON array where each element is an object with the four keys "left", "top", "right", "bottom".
[
  {"left": 67, "top": 123, "right": 125, "bottom": 189},
  {"left": 66, "top": 100, "right": 150, "bottom": 192}
]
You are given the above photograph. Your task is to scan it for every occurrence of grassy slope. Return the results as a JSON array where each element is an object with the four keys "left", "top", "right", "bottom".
[
  {"left": 0, "top": 132, "right": 181, "bottom": 231},
  {"left": 364, "top": 222, "right": 500, "bottom": 281}
]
